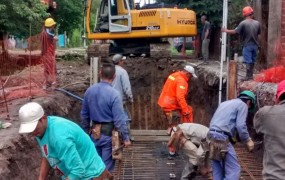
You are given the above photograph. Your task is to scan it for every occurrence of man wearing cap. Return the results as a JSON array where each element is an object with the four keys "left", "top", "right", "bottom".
[
  {"left": 42, "top": 17, "right": 58, "bottom": 90},
  {"left": 208, "top": 90, "right": 256, "bottom": 180},
  {"left": 167, "top": 123, "right": 211, "bottom": 179},
  {"left": 254, "top": 80, "right": 285, "bottom": 179},
  {"left": 221, "top": 6, "right": 261, "bottom": 81},
  {"left": 18, "top": 102, "right": 112, "bottom": 180},
  {"left": 158, "top": 65, "right": 197, "bottom": 158},
  {"left": 111, "top": 54, "right": 133, "bottom": 136},
  {"left": 81, "top": 63, "right": 131, "bottom": 172}
]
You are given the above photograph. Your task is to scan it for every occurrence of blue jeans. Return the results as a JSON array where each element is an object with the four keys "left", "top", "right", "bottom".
[
  {"left": 91, "top": 135, "right": 114, "bottom": 172},
  {"left": 242, "top": 44, "right": 258, "bottom": 64},
  {"left": 208, "top": 132, "right": 241, "bottom": 180}
]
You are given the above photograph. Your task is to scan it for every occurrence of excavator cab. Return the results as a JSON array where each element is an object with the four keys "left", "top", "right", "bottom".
[{"left": 93, "top": 0, "right": 132, "bottom": 33}]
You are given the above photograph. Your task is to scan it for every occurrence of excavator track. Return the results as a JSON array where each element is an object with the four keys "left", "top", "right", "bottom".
[
  {"left": 150, "top": 42, "right": 171, "bottom": 59},
  {"left": 86, "top": 40, "right": 172, "bottom": 63},
  {"left": 87, "top": 42, "right": 110, "bottom": 63}
]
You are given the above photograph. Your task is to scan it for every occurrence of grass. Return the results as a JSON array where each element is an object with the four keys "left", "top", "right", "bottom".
[{"left": 170, "top": 47, "right": 194, "bottom": 56}]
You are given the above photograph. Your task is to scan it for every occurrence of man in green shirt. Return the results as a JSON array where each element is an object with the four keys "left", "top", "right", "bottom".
[{"left": 18, "top": 102, "right": 112, "bottom": 180}]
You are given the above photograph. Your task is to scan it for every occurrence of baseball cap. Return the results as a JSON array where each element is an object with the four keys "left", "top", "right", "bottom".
[
  {"left": 18, "top": 102, "right": 44, "bottom": 134},
  {"left": 184, "top": 65, "right": 197, "bottom": 78},
  {"left": 112, "top": 54, "right": 126, "bottom": 63},
  {"left": 276, "top": 80, "right": 285, "bottom": 99}
]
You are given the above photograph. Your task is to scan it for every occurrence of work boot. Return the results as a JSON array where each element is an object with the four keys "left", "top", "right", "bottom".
[
  {"left": 168, "top": 152, "right": 176, "bottom": 160},
  {"left": 242, "top": 63, "right": 254, "bottom": 81},
  {"left": 181, "top": 162, "right": 198, "bottom": 180}
]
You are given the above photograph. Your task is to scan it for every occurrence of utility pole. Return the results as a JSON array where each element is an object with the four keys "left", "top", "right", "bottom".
[{"left": 219, "top": 0, "right": 228, "bottom": 104}]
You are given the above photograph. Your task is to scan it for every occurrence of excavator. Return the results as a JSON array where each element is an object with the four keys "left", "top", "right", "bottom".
[
  {"left": 86, "top": 0, "right": 197, "bottom": 59},
  {"left": 42, "top": 0, "right": 197, "bottom": 59}
]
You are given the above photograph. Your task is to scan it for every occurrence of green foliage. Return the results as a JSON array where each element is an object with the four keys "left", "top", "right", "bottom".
[
  {"left": 159, "top": 0, "right": 247, "bottom": 29},
  {"left": 185, "top": 0, "right": 223, "bottom": 27},
  {"left": 0, "top": 0, "right": 49, "bottom": 37},
  {"left": 68, "top": 28, "right": 82, "bottom": 48},
  {"left": 53, "top": 0, "right": 84, "bottom": 34}
]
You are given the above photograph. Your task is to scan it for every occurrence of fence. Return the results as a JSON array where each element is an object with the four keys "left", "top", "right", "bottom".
[{"left": 0, "top": 31, "right": 56, "bottom": 114}]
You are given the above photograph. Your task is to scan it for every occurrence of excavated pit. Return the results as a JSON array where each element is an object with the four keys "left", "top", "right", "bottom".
[{"left": 0, "top": 56, "right": 275, "bottom": 179}]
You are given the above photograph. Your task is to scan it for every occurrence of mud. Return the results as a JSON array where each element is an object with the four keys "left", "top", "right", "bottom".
[{"left": 0, "top": 53, "right": 278, "bottom": 179}]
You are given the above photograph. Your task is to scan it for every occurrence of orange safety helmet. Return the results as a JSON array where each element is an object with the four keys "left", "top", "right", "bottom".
[{"left": 243, "top": 6, "right": 254, "bottom": 17}]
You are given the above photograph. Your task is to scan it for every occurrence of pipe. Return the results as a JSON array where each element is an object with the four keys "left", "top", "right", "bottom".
[
  {"left": 55, "top": 88, "right": 83, "bottom": 102},
  {"left": 219, "top": 0, "right": 228, "bottom": 104}
]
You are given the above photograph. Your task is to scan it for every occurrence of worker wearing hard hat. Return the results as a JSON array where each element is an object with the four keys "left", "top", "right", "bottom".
[
  {"left": 221, "top": 6, "right": 261, "bottom": 81},
  {"left": 42, "top": 17, "right": 58, "bottom": 91},
  {"left": 18, "top": 102, "right": 113, "bottom": 179},
  {"left": 254, "top": 80, "right": 285, "bottom": 179},
  {"left": 208, "top": 90, "right": 256, "bottom": 180},
  {"left": 158, "top": 65, "right": 197, "bottom": 158}
]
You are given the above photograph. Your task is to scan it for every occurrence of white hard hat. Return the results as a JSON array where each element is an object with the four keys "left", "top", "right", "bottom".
[
  {"left": 18, "top": 102, "right": 44, "bottom": 134},
  {"left": 184, "top": 65, "right": 197, "bottom": 78},
  {"left": 112, "top": 54, "right": 126, "bottom": 63}
]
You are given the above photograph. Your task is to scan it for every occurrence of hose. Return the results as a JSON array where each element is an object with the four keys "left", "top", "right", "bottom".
[{"left": 55, "top": 88, "right": 83, "bottom": 102}]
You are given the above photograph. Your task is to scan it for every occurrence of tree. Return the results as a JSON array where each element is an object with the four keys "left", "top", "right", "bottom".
[
  {"left": 0, "top": 0, "right": 49, "bottom": 38},
  {"left": 52, "top": 0, "right": 84, "bottom": 34}
]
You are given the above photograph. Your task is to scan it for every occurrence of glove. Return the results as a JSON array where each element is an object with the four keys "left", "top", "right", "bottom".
[{"left": 246, "top": 139, "right": 254, "bottom": 152}]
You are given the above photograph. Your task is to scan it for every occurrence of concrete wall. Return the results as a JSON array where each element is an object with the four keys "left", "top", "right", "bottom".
[
  {"left": 267, "top": 0, "right": 282, "bottom": 67},
  {"left": 281, "top": 0, "right": 285, "bottom": 63}
]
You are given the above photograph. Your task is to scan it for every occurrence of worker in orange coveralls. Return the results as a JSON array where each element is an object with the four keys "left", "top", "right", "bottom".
[
  {"left": 158, "top": 65, "right": 197, "bottom": 158},
  {"left": 41, "top": 17, "right": 58, "bottom": 91}
]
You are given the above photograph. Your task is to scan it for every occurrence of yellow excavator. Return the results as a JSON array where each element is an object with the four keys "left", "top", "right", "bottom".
[
  {"left": 85, "top": 0, "right": 197, "bottom": 59},
  {"left": 42, "top": 0, "right": 197, "bottom": 59}
]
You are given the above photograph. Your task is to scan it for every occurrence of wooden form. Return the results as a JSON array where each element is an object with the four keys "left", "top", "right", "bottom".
[{"left": 228, "top": 60, "right": 237, "bottom": 100}]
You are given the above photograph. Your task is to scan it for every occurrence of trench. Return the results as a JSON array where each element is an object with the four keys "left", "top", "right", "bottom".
[{"left": 0, "top": 58, "right": 265, "bottom": 179}]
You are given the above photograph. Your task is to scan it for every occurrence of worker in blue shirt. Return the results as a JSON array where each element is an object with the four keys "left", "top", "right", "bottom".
[
  {"left": 208, "top": 90, "right": 256, "bottom": 180},
  {"left": 18, "top": 102, "right": 111, "bottom": 180},
  {"left": 81, "top": 63, "right": 131, "bottom": 172}
]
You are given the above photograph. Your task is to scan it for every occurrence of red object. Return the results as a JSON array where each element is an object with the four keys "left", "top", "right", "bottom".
[
  {"left": 277, "top": 80, "right": 285, "bottom": 99},
  {"left": 254, "top": 66, "right": 285, "bottom": 83},
  {"left": 158, "top": 71, "right": 191, "bottom": 114},
  {"left": 41, "top": 28, "right": 56, "bottom": 87},
  {"left": 243, "top": 6, "right": 253, "bottom": 17}
]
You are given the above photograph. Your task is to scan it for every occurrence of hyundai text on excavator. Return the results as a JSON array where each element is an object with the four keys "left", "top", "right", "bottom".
[{"left": 85, "top": 0, "right": 197, "bottom": 60}]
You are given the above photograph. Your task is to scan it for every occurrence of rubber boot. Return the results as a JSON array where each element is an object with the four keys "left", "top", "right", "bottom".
[
  {"left": 242, "top": 63, "right": 254, "bottom": 81},
  {"left": 181, "top": 162, "right": 198, "bottom": 180}
]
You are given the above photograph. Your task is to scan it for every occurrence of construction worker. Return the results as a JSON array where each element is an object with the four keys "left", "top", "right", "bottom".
[
  {"left": 208, "top": 90, "right": 256, "bottom": 180},
  {"left": 18, "top": 102, "right": 112, "bottom": 180},
  {"left": 158, "top": 65, "right": 197, "bottom": 158},
  {"left": 81, "top": 63, "right": 131, "bottom": 172},
  {"left": 221, "top": 6, "right": 261, "bottom": 81},
  {"left": 167, "top": 123, "right": 211, "bottom": 179},
  {"left": 201, "top": 15, "right": 211, "bottom": 63},
  {"left": 254, "top": 80, "right": 285, "bottom": 179},
  {"left": 111, "top": 54, "right": 133, "bottom": 137},
  {"left": 42, "top": 17, "right": 58, "bottom": 91}
]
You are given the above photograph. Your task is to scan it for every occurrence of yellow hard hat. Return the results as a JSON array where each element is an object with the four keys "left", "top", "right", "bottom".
[{"left": 45, "top": 18, "right": 56, "bottom": 27}]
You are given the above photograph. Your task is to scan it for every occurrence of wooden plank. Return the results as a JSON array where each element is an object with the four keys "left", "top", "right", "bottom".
[
  {"left": 130, "top": 130, "right": 168, "bottom": 136},
  {"left": 132, "top": 135, "right": 170, "bottom": 142},
  {"left": 138, "top": 95, "right": 141, "bottom": 129},
  {"left": 228, "top": 60, "right": 237, "bottom": 100}
]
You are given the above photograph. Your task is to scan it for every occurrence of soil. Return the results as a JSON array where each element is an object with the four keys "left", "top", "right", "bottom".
[{"left": 0, "top": 50, "right": 278, "bottom": 179}]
